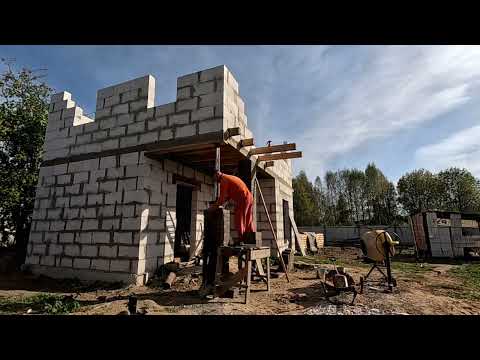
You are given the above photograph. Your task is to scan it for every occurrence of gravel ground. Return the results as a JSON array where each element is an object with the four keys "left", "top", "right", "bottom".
[
  {"left": 304, "top": 305, "right": 409, "bottom": 315},
  {"left": 304, "top": 304, "right": 409, "bottom": 315}
]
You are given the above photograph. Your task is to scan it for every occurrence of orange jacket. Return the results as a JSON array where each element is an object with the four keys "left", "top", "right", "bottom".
[{"left": 214, "top": 173, "right": 252, "bottom": 207}]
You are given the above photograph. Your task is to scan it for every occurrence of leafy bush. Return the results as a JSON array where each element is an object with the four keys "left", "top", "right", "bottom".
[{"left": 0, "top": 294, "right": 80, "bottom": 314}]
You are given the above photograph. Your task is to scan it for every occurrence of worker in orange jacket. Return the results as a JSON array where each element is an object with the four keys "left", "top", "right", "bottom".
[{"left": 210, "top": 171, "right": 256, "bottom": 242}]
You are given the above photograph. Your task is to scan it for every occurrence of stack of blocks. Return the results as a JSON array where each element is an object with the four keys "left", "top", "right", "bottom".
[{"left": 25, "top": 65, "right": 294, "bottom": 285}]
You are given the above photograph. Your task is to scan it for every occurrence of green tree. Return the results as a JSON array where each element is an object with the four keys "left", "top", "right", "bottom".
[
  {"left": 397, "top": 169, "right": 440, "bottom": 215},
  {"left": 341, "top": 168, "right": 365, "bottom": 223},
  {"left": 437, "top": 168, "right": 480, "bottom": 212},
  {"left": 324, "top": 170, "right": 339, "bottom": 225},
  {"left": 313, "top": 176, "right": 327, "bottom": 224},
  {"left": 336, "top": 193, "right": 351, "bottom": 225},
  {"left": 0, "top": 59, "right": 52, "bottom": 266},
  {"left": 364, "top": 163, "right": 397, "bottom": 224},
  {"left": 293, "top": 171, "right": 320, "bottom": 226}
]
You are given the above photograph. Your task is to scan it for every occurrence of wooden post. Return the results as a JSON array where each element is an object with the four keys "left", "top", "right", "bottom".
[
  {"left": 266, "top": 257, "right": 271, "bottom": 292},
  {"left": 408, "top": 215, "right": 419, "bottom": 259},
  {"left": 238, "top": 158, "right": 257, "bottom": 245},
  {"left": 213, "top": 145, "right": 220, "bottom": 201},
  {"left": 255, "top": 178, "right": 290, "bottom": 282},
  {"left": 251, "top": 161, "right": 258, "bottom": 245},
  {"left": 290, "top": 213, "right": 305, "bottom": 256},
  {"left": 245, "top": 253, "right": 252, "bottom": 304}
]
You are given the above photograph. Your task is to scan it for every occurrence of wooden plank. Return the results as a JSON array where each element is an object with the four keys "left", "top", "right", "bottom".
[
  {"left": 224, "top": 127, "right": 241, "bottom": 139},
  {"left": 250, "top": 248, "right": 271, "bottom": 260},
  {"left": 172, "top": 174, "right": 201, "bottom": 188},
  {"left": 408, "top": 215, "right": 419, "bottom": 259},
  {"left": 144, "top": 132, "right": 222, "bottom": 156},
  {"left": 239, "top": 138, "right": 254, "bottom": 147},
  {"left": 43, "top": 132, "right": 223, "bottom": 167},
  {"left": 462, "top": 219, "right": 479, "bottom": 228},
  {"left": 249, "top": 143, "right": 296, "bottom": 156},
  {"left": 426, "top": 212, "right": 441, "bottom": 257},
  {"left": 438, "top": 227, "right": 454, "bottom": 257},
  {"left": 245, "top": 259, "right": 252, "bottom": 304},
  {"left": 255, "top": 259, "right": 265, "bottom": 276},
  {"left": 411, "top": 213, "right": 428, "bottom": 252},
  {"left": 266, "top": 257, "right": 271, "bottom": 292},
  {"left": 184, "top": 153, "right": 244, "bottom": 164},
  {"left": 289, "top": 213, "right": 306, "bottom": 256},
  {"left": 450, "top": 213, "right": 463, "bottom": 257},
  {"left": 257, "top": 151, "right": 302, "bottom": 162}
]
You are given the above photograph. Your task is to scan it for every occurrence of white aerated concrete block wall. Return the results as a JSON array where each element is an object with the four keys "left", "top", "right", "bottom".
[{"left": 26, "top": 65, "right": 294, "bottom": 283}]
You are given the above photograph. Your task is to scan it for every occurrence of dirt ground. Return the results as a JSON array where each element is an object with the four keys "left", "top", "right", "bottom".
[{"left": 1, "top": 246, "right": 480, "bottom": 315}]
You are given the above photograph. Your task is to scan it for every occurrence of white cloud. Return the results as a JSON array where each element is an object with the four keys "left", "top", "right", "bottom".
[
  {"left": 414, "top": 125, "right": 480, "bottom": 177},
  {"left": 18, "top": 45, "right": 480, "bottom": 179},
  {"left": 296, "top": 45, "right": 480, "bottom": 177}
]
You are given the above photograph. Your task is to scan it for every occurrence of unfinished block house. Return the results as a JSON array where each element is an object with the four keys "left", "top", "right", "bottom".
[{"left": 24, "top": 65, "right": 295, "bottom": 285}]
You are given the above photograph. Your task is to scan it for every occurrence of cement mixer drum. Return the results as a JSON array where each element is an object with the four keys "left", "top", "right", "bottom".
[{"left": 360, "top": 230, "right": 397, "bottom": 262}]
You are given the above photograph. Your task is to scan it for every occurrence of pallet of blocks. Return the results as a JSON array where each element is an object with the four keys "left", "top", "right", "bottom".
[
  {"left": 296, "top": 233, "right": 308, "bottom": 255},
  {"left": 315, "top": 233, "right": 325, "bottom": 249}
]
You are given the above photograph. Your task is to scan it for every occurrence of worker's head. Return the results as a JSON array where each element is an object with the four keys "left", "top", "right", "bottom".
[{"left": 214, "top": 170, "right": 223, "bottom": 181}]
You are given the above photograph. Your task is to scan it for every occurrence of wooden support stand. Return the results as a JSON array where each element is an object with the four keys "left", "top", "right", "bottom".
[{"left": 215, "top": 245, "right": 271, "bottom": 304}]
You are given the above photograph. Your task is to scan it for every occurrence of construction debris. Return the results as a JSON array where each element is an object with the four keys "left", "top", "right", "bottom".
[
  {"left": 305, "top": 232, "right": 318, "bottom": 253},
  {"left": 289, "top": 293, "right": 307, "bottom": 303},
  {"left": 163, "top": 272, "right": 177, "bottom": 289},
  {"left": 294, "top": 261, "right": 324, "bottom": 270},
  {"left": 320, "top": 261, "right": 358, "bottom": 305}
]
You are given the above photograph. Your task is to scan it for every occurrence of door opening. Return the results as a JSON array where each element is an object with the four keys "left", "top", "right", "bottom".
[
  {"left": 283, "top": 199, "right": 291, "bottom": 246},
  {"left": 174, "top": 184, "right": 193, "bottom": 261}
]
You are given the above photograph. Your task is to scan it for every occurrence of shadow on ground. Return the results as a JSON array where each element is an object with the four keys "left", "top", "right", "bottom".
[
  {"left": 75, "top": 288, "right": 212, "bottom": 309},
  {"left": 0, "top": 272, "right": 125, "bottom": 294}
]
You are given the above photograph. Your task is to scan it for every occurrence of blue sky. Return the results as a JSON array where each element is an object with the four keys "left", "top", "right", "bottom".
[{"left": 2, "top": 45, "right": 480, "bottom": 183}]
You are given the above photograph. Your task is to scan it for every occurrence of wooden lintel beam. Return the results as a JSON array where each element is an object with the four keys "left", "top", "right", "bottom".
[
  {"left": 183, "top": 154, "right": 243, "bottom": 164},
  {"left": 257, "top": 151, "right": 302, "bottom": 162},
  {"left": 249, "top": 143, "right": 296, "bottom": 156},
  {"left": 239, "top": 138, "right": 254, "bottom": 147},
  {"left": 224, "top": 127, "right": 241, "bottom": 139},
  {"left": 172, "top": 174, "right": 201, "bottom": 189}
]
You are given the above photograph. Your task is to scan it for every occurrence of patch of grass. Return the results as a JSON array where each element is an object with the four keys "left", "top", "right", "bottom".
[
  {"left": 294, "top": 255, "right": 369, "bottom": 268},
  {"left": 446, "top": 264, "right": 480, "bottom": 301},
  {"left": 391, "top": 262, "right": 433, "bottom": 274},
  {"left": 0, "top": 294, "right": 80, "bottom": 314}
]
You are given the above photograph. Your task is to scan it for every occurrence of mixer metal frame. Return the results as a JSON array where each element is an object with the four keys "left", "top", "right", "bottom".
[{"left": 359, "top": 231, "right": 398, "bottom": 293}]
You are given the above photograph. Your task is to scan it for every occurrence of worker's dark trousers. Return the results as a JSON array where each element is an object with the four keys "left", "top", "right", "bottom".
[{"left": 235, "top": 193, "right": 256, "bottom": 242}]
